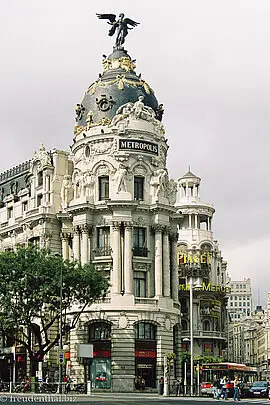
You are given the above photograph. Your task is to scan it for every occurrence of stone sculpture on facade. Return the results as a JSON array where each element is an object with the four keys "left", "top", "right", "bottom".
[
  {"left": 73, "top": 171, "right": 83, "bottom": 199},
  {"left": 111, "top": 96, "right": 164, "bottom": 135},
  {"left": 75, "top": 103, "right": 85, "bottom": 122},
  {"left": 96, "top": 13, "right": 139, "bottom": 48},
  {"left": 83, "top": 171, "right": 95, "bottom": 198},
  {"left": 38, "top": 144, "right": 52, "bottom": 167},
  {"left": 60, "top": 175, "right": 73, "bottom": 208},
  {"left": 150, "top": 168, "right": 168, "bottom": 200},
  {"left": 166, "top": 179, "right": 178, "bottom": 205},
  {"left": 116, "top": 164, "right": 128, "bottom": 193}
]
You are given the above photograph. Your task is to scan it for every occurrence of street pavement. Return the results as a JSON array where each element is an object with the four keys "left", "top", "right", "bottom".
[{"left": 0, "top": 392, "right": 270, "bottom": 404}]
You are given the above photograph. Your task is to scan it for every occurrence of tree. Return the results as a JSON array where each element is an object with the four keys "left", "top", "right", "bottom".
[{"left": 0, "top": 246, "right": 109, "bottom": 375}]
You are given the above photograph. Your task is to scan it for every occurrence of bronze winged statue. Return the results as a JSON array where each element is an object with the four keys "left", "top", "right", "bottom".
[{"left": 96, "top": 13, "right": 139, "bottom": 48}]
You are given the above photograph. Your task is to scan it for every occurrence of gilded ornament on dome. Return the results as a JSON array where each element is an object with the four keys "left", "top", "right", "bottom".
[
  {"left": 86, "top": 75, "right": 154, "bottom": 95},
  {"left": 102, "top": 57, "right": 136, "bottom": 72}
]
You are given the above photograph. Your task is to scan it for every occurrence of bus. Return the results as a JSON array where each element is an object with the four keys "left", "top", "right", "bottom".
[{"left": 201, "top": 362, "right": 257, "bottom": 397}]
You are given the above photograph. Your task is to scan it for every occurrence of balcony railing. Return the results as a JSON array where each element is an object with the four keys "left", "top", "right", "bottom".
[
  {"left": 133, "top": 247, "right": 148, "bottom": 257},
  {"left": 135, "top": 297, "right": 158, "bottom": 306},
  {"left": 94, "top": 297, "right": 111, "bottom": 304},
  {"left": 181, "top": 330, "right": 226, "bottom": 339},
  {"left": 93, "top": 246, "right": 111, "bottom": 257}
]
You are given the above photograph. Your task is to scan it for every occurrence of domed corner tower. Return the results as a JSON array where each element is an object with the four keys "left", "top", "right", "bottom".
[
  {"left": 59, "top": 17, "right": 183, "bottom": 393},
  {"left": 175, "top": 168, "right": 228, "bottom": 364}
]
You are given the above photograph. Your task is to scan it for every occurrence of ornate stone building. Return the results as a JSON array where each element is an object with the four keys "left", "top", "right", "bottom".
[
  {"left": 175, "top": 171, "right": 229, "bottom": 360},
  {"left": 0, "top": 38, "right": 183, "bottom": 390},
  {"left": 0, "top": 24, "right": 229, "bottom": 391}
]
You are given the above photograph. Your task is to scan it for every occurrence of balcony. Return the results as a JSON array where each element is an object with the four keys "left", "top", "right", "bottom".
[
  {"left": 181, "top": 330, "right": 226, "bottom": 340},
  {"left": 135, "top": 297, "right": 158, "bottom": 306},
  {"left": 133, "top": 247, "right": 148, "bottom": 257},
  {"left": 94, "top": 297, "right": 111, "bottom": 304},
  {"left": 93, "top": 246, "right": 111, "bottom": 257}
]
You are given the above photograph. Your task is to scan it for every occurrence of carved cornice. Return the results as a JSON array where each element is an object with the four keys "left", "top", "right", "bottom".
[
  {"left": 123, "top": 221, "right": 133, "bottom": 229},
  {"left": 73, "top": 225, "right": 81, "bottom": 234},
  {"left": 81, "top": 224, "right": 93, "bottom": 234},
  {"left": 112, "top": 221, "right": 121, "bottom": 230},
  {"left": 61, "top": 232, "right": 71, "bottom": 240}
]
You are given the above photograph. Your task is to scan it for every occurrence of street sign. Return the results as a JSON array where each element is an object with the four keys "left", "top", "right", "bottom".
[{"left": 59, "top": 352, "right": 64, "bottom": 364}]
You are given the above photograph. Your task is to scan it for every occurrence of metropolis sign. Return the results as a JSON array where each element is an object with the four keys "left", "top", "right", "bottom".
[
  {"left": 179, "top": 282, "right": 231, "bottom": 294},
  {"left": 119, "top": 139, "right": 158, "bottom": 155}
]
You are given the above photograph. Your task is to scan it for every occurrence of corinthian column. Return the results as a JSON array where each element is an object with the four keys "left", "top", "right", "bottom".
[
  {"left": 73, "top": 226, "right": 81, "bottom": 262},
  {"left": 124, "top": 222, "right": 133, "bottom": 295},
  {"left": 81, "top": 225, "right": 91, "bottom": 265},
  {"left": 163, "top": 227, "right": 170, "bottom": 297},
  {"left": 111, "top": 222, "right": 121, "bottom": 294},
  {"left": 154, "top": 225, "right": 163, "bottom": 297},
  {"left": 170, "top": 231, "right": 179, "bottom": 302},
  {"left": 61, "top": 233, "right": 69, "bottom": 261}
]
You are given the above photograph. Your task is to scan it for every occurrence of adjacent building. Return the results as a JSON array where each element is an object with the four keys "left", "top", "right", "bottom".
[
  {"left": 227, "top": 278, "right": 252, "bottom": 321},
  {"left": 175, "top": 171, "right": 229, "bottom": 360}
]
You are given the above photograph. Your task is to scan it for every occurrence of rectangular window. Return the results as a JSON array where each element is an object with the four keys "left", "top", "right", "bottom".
[
  {"left": 37, "top": 171, "right": 43, "bottom": 187},
  {"left": 133, "top": 227, "right": 147, "bottom": 257},
  {"left": 37, "top": 194, "right": 43, "bottom": 206},
  {"left": 22, "top": 201, "right": 28, "bottom": 212},
  {"left": 134, "top": 177, "right": 144, "bottom": 201},
  {"left": 99, "top": 176, "right": 109, "bottom": 200},
  {"left": 96, "top": 227, "right": 110, "bottom": 256},
  {"left": 134, "top": 271, "right": 146, "bottom": 297},
  {"left": 7, "top": 207, "right": 13, "bottom": 219}
]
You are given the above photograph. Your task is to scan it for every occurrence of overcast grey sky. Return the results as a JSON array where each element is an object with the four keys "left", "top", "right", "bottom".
[{"left": 1, "top": 0, "right": 269, "bottom": 306}]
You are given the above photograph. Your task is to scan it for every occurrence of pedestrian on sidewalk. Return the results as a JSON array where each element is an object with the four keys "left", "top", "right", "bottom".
[
  {"left": 233, "top": 376, "right": 241, "bottom": 401},
  {"left": 217, "top": 375, "right": 228, "bottom": 400},
  {"left": 212, "top": 374, "right": 219, "bottom": 399}
]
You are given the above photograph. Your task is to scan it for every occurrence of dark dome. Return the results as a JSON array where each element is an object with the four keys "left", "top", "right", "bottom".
[{"left": 76, "top": 48, "right": 159, "bottom": 128}]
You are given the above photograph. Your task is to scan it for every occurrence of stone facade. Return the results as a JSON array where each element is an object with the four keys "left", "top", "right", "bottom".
[{"left": 0, "top": 40, "right": 229, "bottom": 391}]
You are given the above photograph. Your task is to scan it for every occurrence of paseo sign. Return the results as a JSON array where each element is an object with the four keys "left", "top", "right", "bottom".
[
  {"left": 179, "top": 282, "right": 231, "bottom": 294},
  {"left": 178, "top": 252, "right": 212, "bottom": 265}
]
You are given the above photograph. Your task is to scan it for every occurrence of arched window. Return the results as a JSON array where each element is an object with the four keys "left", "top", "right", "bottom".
[
  {"left": 135, "top": 322, "right": 156, "bottom": 340},
  {"left": 88, "top": 322, "right": 111, "bottom": 341},
  {"left": 202, "top": 320, "right": 211, "bottom": 331},
  {"left": 37, "top": 171, "right": 43, "bottom": 187}
]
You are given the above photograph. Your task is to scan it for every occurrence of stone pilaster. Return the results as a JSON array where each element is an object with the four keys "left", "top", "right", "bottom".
[
  {"left": 170, "top": 231, "right": 179, "bottom": 302},
  {"left": 81, "top": 224, "right": 92, "bottom": 265},
  {"left": 153, "top": 224, "right": 163, "bottom": 297},
  {"left": 73, "top": 226, "right": 81, "bottom": 262},
  {"left": 61, "top": 232, "right": 69, "bottom": 261},
  {"left": 112, "top": 221, "right": 121, "bottom": 294},
  {"left": 124, "top": 222, "right": 133, "bottom": 295},
  {"left": 163, "top": 227, "right": 170, "bottom": 297}
]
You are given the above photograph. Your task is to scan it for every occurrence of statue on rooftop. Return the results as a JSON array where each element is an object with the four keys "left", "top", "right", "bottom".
[{"left": 96, "top": 13, "right": 139, "bottom": 48}]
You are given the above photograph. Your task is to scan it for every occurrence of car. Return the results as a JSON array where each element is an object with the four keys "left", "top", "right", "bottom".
[
  {"left": 201, "top": 382, "right": 213, "bottom": 396},
  {"left": 249, "top": 381, "right": 269, "bottom": 398}
]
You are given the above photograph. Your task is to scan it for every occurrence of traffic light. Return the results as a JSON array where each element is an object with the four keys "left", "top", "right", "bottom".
[{"left": 59, "top": 352, "right": 64, "bottom": 364}]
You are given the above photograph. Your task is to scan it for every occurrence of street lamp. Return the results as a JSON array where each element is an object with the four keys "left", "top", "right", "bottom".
[
  {"left": 187, "top": 276, "right": 202, "bottom": 396},
  {"left": 55, "top": 253, "right": 63, "bottom": 394}
]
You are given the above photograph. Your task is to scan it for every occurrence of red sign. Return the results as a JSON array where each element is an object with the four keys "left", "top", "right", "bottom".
[
  {"left": 135, "top": 350, "right": 156, "bottom": 358},
  {"left": 65, "top": 351, "right": 70, "bottom": 360},
  {"left": 93, "top": 350, "right": 111, "bottom": 358}
]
